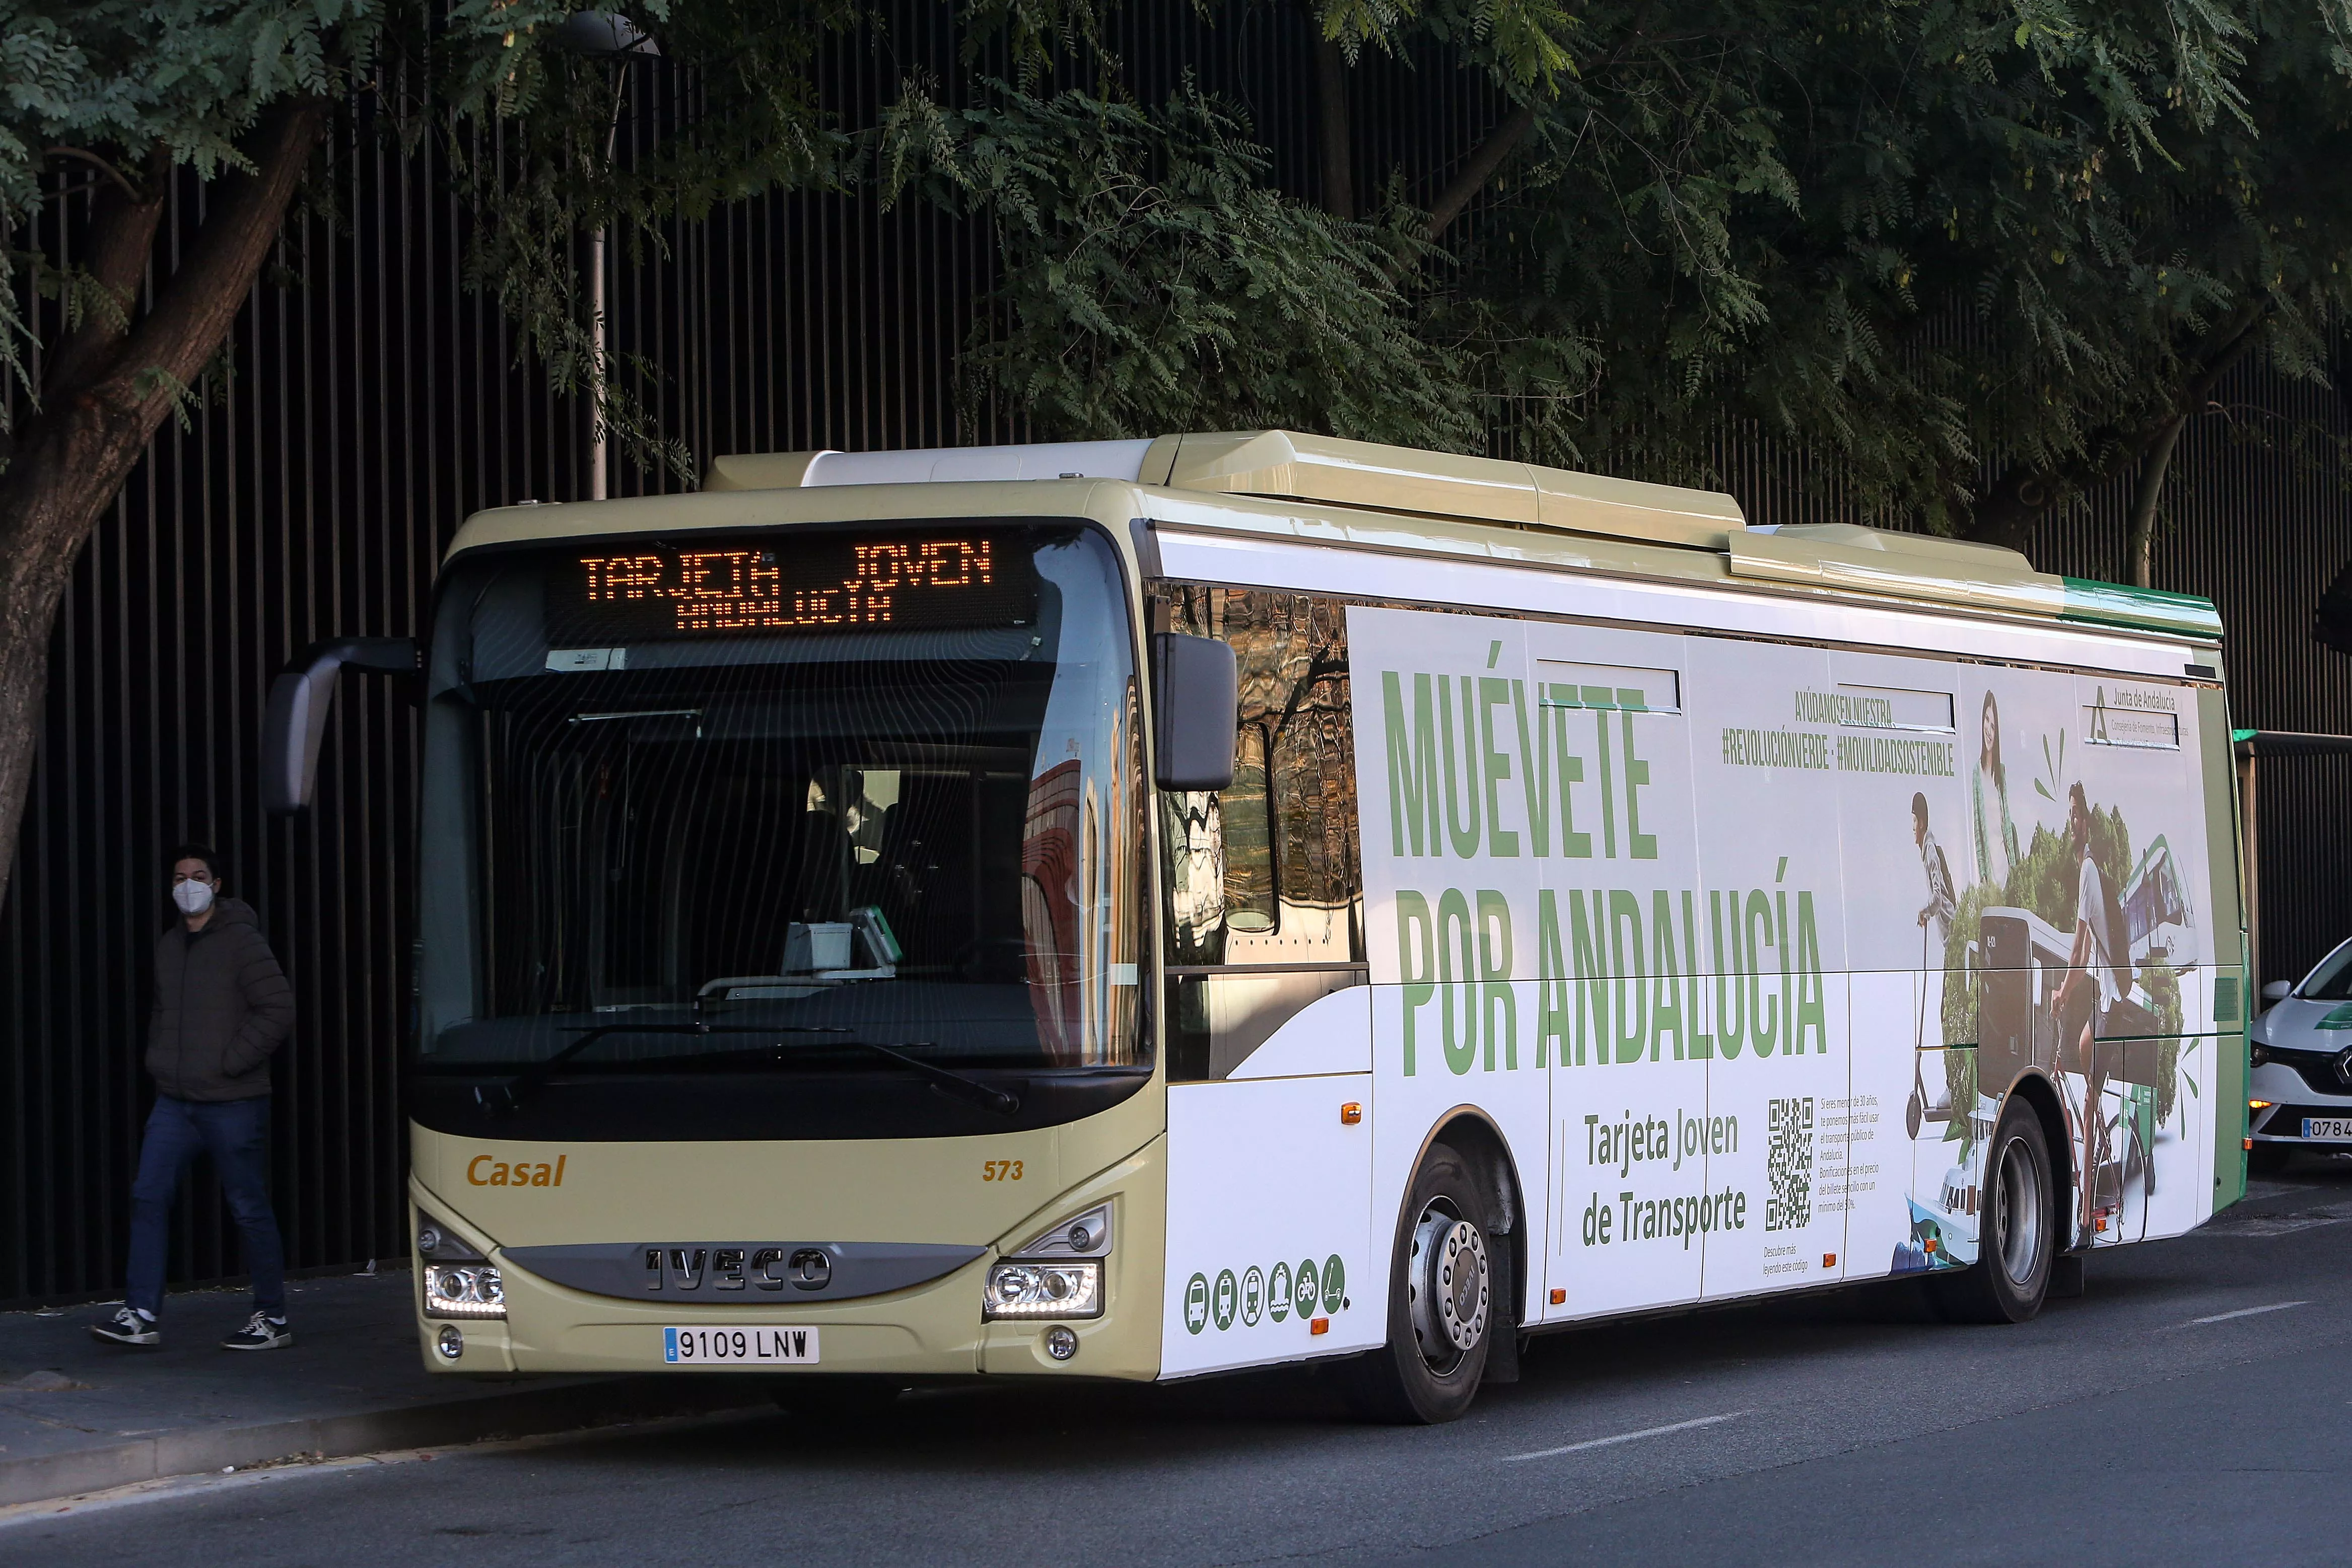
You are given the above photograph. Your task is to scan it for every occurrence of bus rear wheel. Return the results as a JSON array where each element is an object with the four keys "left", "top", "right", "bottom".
[
  {"left": 1930, "top": 1097, "right": 2055, "bottom": 1324},
  {"left": 1348, "top": 1143, "right": 1494, "bottom": 1424}
]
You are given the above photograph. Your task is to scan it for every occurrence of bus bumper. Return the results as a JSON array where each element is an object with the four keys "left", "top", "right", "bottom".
[{"left": 405, "top": 1137, "right": 1165, "bottom": 1383}]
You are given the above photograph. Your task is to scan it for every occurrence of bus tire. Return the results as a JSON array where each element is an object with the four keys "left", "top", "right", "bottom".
[
  {"left": 1929, "top": 1097, "right": 2054, "bottom": 1324},
  {"left": 1348, "top": 1142, "right": 1494, "bottom": 1424}
]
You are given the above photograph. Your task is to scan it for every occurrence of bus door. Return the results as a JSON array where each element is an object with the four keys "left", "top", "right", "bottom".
[
  {"left": 1682, "top": 635, "right": 1853, "bottom": 1300},
  {"left": 1825, "top": 648, "right": 1965, "bottom": 1280},
  {"left": 1156, "top": 587, "right": 1380, "bottom": 1376},
  {"left": 1515, "top": 622, "right": 1701, "bottom": 1324}
]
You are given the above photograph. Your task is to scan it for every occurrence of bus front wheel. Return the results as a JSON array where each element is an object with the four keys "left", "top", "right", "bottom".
[
  {"left": 1349, "top": 1142, "right": 1494, "bottom": 1424},
  {"left": 1930, "top": 1098, "right": 2055, "bottom": 1324}
]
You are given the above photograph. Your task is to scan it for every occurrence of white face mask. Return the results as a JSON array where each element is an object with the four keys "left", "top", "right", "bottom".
[{"left": 173, "top": 879, "right": 216, "bottom": 916}]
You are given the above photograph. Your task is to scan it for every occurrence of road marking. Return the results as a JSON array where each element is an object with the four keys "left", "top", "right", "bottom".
[
  {"left": 1502, "top": 1411, "right": 1746, "bottom": 1463},
  {"left": 2185, "top": 1300, "right": 2309, "bottom": 1326}
]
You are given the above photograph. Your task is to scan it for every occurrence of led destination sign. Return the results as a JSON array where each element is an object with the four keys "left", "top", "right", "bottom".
[{"left": 551, "top": 534, "right": 1037, "bottom": 642}]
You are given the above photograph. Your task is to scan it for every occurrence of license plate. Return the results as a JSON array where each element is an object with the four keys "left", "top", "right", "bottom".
[
  {"left": 2302, "top": 1118, "right": 2352, "bottom": 1141},
  {"left": 663, "top": 1326, "right": 819, "bottom": 1364}
]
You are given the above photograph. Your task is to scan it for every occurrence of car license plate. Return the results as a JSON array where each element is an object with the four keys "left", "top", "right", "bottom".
[
  {"left": 2302, "top": 1118, "right": 2352, "bottom": 1141},
  {"left": 663, "top": 1326, "right": 819, "bottom": 1365}
]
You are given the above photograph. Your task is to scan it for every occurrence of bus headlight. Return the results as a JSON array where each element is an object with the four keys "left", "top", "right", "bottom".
[
  {"left": 984, "top": 1260, "right": 1100, "bottom": 1319},
  {"left": 424, "top": 1263, "right": 507, "bottom": 1319}
]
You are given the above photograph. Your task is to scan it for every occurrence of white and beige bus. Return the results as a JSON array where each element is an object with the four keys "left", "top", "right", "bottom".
[{"left": 267, "top": 431, "right": 2249, "bottom": 1422}]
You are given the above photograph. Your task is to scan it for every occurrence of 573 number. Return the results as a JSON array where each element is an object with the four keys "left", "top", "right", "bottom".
[{"left": 982, "top": 1159, "right": 1024, "bottom": 1182}]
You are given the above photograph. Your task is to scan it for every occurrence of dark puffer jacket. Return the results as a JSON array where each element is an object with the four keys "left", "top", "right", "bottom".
[{"left": 146, "top": 897, "right": 295, "bottom": 1101}]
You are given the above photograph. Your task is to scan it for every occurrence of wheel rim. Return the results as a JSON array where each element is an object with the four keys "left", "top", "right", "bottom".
[
  {"left": 1993, "top": 1133, "right": 2044, "bottom": 1287},
  {"left": 1406, "top": 1201, "right": 1488, "bottom": 1372}
]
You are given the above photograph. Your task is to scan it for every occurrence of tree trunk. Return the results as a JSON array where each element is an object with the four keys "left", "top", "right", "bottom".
[
  {"left": 2126, "top": 414, "right": 2188, "bottom": 590},
  {"left": 0, "top": 98, "right": 328, "bottom": 918},
  {"left": 1312, "top": 36, "right": 1354, "bottom": 222}
]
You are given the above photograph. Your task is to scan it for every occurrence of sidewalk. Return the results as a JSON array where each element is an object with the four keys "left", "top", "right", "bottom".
[{"left": 0, "top": 1269, "right": 760, "bottom": 1507}]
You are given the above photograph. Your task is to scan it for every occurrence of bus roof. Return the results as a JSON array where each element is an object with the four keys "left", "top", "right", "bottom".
[{"left": 450, "top": 429, "right": 2223, "bottom": 644}]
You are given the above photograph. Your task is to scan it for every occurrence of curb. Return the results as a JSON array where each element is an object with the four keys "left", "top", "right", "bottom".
[{"left": 0, "top": 1377, "right": 764, "bottom": 1509}]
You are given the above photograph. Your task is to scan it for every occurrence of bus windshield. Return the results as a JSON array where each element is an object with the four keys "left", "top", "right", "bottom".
[{"left": 409, "top": 522, "right": 1146, "bottom": 1128}]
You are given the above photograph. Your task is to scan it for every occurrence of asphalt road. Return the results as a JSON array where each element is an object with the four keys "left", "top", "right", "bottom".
[{"left": 16, "top": 1160, "right": 2352, "bottom": 1567}]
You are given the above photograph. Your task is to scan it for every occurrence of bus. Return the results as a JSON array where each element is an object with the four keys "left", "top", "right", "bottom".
[{"left": 264, "top": 430, "right": 2248, "bottom": 1423}]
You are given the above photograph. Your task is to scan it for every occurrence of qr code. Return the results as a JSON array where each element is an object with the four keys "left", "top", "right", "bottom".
[{"left": 1766, "top": 1096, "right": 1815, "bottom": 1232}]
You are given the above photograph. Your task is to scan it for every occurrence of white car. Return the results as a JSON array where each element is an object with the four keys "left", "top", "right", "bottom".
[{"left": 2249, "top": 937, "right": 2352, "bottom": 1171}]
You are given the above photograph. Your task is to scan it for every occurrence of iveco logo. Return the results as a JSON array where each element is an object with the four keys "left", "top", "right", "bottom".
[{"left": 638, "top": 1243, "right": 842, "bottom": 1295}]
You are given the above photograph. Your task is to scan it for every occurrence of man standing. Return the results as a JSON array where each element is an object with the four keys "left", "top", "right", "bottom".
[
  {"left": 1912, "top": 792, "right": 1956, "bottom": 949},
  {"left": 92, "top": 845, "right": 297, "bottom": 1350}
]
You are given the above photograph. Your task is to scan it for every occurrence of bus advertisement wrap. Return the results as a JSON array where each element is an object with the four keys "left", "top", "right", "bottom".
[{"left": 1345, "top": 604, "right": 2221, "bottom": 1326}]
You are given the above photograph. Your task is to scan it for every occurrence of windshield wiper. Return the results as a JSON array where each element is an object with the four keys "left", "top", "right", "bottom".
[
  {"left": 673, "top": 1036, "right": 1022, "bottom": 1116},
  {"left": 473, "top": 1023, "right": 1019, "bottom": 1117}
]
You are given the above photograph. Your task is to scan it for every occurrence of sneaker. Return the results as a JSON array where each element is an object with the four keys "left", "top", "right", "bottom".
[
  {"left": 221, "top": 1311, "right": 293, "bottom": 1351},
  {"left": 90, "top": 1306, "right": 159, "bottom": 1347}
]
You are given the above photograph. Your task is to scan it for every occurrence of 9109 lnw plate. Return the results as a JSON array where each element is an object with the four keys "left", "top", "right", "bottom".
[{"left": 663, "top": 1326, "right": 819, "bottom": 1364}]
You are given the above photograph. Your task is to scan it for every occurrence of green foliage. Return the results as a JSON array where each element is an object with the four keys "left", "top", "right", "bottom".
[
  {"left": 415, "top": 0, "right": 861, "bottom": 481},
  {"left": 0, "top": 0, "right": 373, "bottom": 192},
  {"left": 881, "top": 81, "right": 1483, "bottom": 447},
  {"left": 11, "top": 0, "right": 2352, "bottom": 531},
  {"left": 2087, "top": 803, "right": 2132, "bottom": 910},
  {"left": 1443, "top": 0, "right": 2352, "bottom": 540},
  {"left": 1994, "top": 805, "right": 2129, "bottom": 932},
  {"left": 2010, "top": 822, "right": 2074, "bottom": 931},
  {"left": 0, "top": 0, "right": 380, "bottom": 429},
  {"left": 1940, "top": 880, "right": 1998, "bottom": 1047},
  {"left": 887, "top": 0, "right": 2352, "bottom": 546},
  {"left": 2031, "top": 730, "right": 2068, "bottom": 807},
  {"left": 1941, "top": 805, "right": 2138, "bottom": 1039},
  {"left": 1941, "top": 1046, "right": 1978, "bottom": 1145},
  {"left": 1316, "top": 0, "right": 1579, "bottom": 89}
]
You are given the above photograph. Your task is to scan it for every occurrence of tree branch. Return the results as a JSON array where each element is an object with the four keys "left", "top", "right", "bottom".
[
  {"left": 40, "top": 147, "right": 170, "bottom": 402},
  {"left": 43, "top": 146, "right": 142, "bottom": 201},
  {"left": 1426, "top": 102, "right": 1538, "bottom": 241},
  {"left": 90, "top": 98, "right": 330, "bottom": 416},
  {"left": 1964, "top": 299, "right": 2271, "bottom": 558}
]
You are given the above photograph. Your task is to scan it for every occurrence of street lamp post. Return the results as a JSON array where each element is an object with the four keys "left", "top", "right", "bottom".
[{"left": 551, "top": 11, "right": 659, "bottom": 502}]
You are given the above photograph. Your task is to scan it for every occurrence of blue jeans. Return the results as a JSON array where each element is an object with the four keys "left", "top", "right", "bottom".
[{"left": 126, "top": 1095, "right": 285, "bottom": 1319}]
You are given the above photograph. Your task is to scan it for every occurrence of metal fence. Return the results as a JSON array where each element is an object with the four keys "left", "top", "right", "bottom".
[{"left": 3, "top": 5, "right": 2348, "bottom": 1306}]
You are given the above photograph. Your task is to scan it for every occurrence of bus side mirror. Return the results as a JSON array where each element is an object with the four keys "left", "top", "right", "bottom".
[
  {"left": 1151, "top": 632, "right": 1236, "bottom": 793},
  {"left": 262, "top": 637, "right": 420, "bottom": 815}
]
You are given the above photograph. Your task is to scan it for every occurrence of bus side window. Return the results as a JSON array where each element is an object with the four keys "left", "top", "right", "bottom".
[
  {"left": 1223, "top": 723, "right": 1276, "bottom": 933},
  {"left": 1268, "top": 672, "right": 1362, "bottom": 962},
  {"left": 1162, "top": 588, "right": 1366, "bottom": 1078}
]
